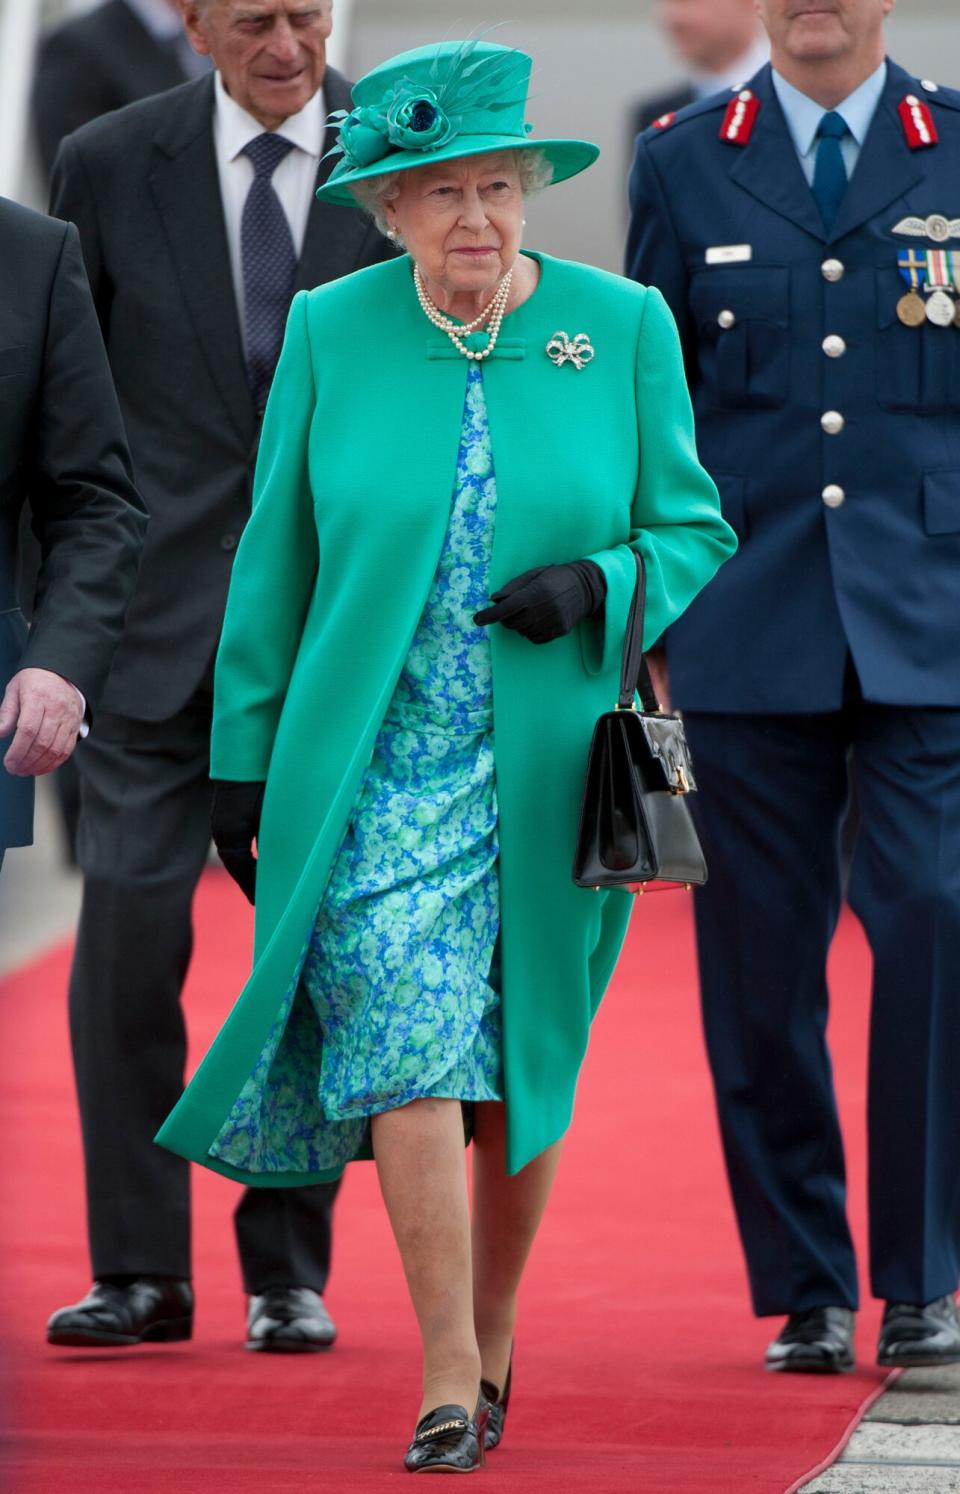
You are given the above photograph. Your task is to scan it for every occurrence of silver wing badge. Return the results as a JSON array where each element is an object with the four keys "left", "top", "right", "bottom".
[{"left": 891, "top": 214, "right": 960, "bottom": 242}]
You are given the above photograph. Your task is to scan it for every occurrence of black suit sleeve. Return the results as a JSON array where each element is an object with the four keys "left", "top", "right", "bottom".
[
  {"left": 20, "top": 221, "right": 147, "bottom": 709},
  {"left": 49, "top": 135, "right": 106, "bottom": 312}
]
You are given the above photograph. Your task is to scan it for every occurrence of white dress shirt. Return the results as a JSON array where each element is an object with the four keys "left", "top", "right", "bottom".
[
  {"left": 212, "top": 71, "right": 326, "bottom": 337},
  {"left": 771, "top": 61, "right": 888, "bottom": 186}
]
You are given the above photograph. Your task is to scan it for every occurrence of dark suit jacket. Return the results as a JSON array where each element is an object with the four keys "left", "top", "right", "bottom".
[
  {"left": 0, "top": 197, "right": 146, "bottom": 848},
  {"left": 50, "top": 69, "right": 393, "bottom": 723},
  {"left": 32, "top": 0, "right": 191, "bottom": 177}
]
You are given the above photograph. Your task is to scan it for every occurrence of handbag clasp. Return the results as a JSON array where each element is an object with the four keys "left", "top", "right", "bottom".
[{"left": 670, "top": 765, "right": 691, "bottom": 795}]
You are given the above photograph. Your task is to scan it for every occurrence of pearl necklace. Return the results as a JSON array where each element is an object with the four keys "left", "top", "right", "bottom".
[{"left": 414, "top": 263, "right": 514, "bottom": 362}]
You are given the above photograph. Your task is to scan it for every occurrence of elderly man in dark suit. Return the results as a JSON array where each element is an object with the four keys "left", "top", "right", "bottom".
[
  {"left": 1, "top": 198, "right": 145, "bottom": 862},
  {"left": 46, "top": 0, "right": 392, "bottom": 1353},
  {"left": 32, "top": 0, "right": 211, "bottom": 176}
]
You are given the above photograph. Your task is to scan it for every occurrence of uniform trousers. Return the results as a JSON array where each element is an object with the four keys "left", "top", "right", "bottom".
[
  {"left": 683, "top": 676, "right": 960, "bottom": 1316},
  {"left": 70, "top": 685, "right": 339, "bottom": 1290}
]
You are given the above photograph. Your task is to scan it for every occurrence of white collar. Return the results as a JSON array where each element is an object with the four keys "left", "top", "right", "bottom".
[{"left": 213, "top": 69, "right": 325, "bottom": 161}]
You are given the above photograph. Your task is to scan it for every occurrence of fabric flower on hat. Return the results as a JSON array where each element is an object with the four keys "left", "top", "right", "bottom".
[
  {"left": 336, "top": 105, "right": 391, "bottom": 168},
  {"left": 385, "top": 89, "right": 455, "bottom": 152}
]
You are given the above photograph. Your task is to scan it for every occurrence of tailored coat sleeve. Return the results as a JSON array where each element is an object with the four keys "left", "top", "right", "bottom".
[
  {"left": 20, "top": 222, "right": 147, "bottom": 709},
  {"left": 49, "top": 136, "right": 106, "bottom": 314},
  {"left": 583, "top": 286, "right": 736, "bottom": 673},
  {"left": 210, "top": 291, "right": 319, "bottom": 781},
  {"left": 625, "top": 137, "right": 694, "bottom": 367}
]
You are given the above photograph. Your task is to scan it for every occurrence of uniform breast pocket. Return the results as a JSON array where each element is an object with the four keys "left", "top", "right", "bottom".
[
  {"left": 688, "top": 266, "right": 790, "bottom": 409},
  {"left": 875, "top": 268, "right": 960, "bottom": 414}
]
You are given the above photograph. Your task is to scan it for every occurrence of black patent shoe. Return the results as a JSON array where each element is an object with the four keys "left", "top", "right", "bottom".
[
  {"left": 877, "top": 1295, "right": 960, "bottom": 1368},
  {"left": 47, "top": 1278, "right": 194, "bottom": 1348},
  {"left": 404, "top": 1399, "right": 488, "bottom": 1474},
  {"left": 764, "top": 1307, "right": 855, "bottom": 1373},
  {"left": 479, "top": 1355, "right": 512, "bottom": 1451},
  {"left": 245, "top": 1287, "right": 336, "bottom": 1352}
]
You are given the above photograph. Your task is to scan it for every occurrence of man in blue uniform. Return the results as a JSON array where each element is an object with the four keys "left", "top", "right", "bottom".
[{"left": 627, "top": 0, "right": 960, "bottom": 1373}]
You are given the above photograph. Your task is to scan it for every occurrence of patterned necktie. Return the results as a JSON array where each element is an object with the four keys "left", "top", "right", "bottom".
[
  {"left": 812, "top": 111, "right": 849, "bottom": 232},
  {"left": 241, "top": 133, "right": 297, "bottom": 414}
]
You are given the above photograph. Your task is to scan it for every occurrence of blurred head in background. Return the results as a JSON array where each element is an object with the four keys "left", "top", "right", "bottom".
[
  {"left": 657, "top": 0, "right": 765, "bottom": 75},
  {"left": 180, "top": 0, "right": 333, "bottom": 129}
]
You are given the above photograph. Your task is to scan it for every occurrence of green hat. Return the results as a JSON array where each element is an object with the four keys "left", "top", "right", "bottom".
[{"left": 316, "top": 38, "right": 599, "bottom": 206}]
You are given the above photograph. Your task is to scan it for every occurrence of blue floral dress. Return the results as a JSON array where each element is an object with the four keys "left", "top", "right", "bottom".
[{"left": 208, "top": 366, "right": 503, "bottom": 1175}]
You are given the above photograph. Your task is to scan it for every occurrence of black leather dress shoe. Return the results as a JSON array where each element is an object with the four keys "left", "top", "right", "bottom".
[
  {"left": 877, "top": 1295, "right": 960, "bottom": 1368},
  {"left": 245, "top": 1287, "right": 337, "bottom": 1352},
  {"left": 47, "top": 1278, "right": 194, "bottom": 1347},
  {"left": 479, "top": 1355, "right": 512, "bottom": 1451},
  {"left": 404, "top": 1399, "right": 487, "bottom": 1474},
  {"left": 764, "top": 1307, "right": 855, "bottom": 1373}
]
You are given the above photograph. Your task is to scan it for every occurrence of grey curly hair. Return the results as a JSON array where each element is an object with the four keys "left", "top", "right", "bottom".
[{"left": 349, "top": 148, "right": 554, "bottom": 239}]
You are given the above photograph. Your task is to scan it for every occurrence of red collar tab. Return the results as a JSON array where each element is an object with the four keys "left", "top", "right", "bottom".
[
  {"left": 899, "top": 94, "right": 939, "bottom": 149},
  {"left": 720, "top": 90, "right": 761, "bottom": 147},
  {"left": 652, "top": 111, "right": 676, "bottom": 130}
]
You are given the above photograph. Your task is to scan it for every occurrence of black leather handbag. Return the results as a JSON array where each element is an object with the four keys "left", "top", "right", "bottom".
[{"left": 572, "top": 550, "right": 707, "bottom": 895}]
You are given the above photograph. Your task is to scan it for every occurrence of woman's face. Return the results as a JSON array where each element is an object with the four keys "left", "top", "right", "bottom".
[{"left": 383, "top": 151, "right": 525, "bottom": 301}]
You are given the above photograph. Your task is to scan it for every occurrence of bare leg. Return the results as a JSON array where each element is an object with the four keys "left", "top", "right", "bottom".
[
  {"left": 471, "top": 1100, "right": 563, "bottom": 1395},
  {"left": 371, "top": 1098, "right": 481, "bottom": 1419}
]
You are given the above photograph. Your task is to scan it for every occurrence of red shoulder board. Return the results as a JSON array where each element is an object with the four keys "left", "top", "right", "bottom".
[
  {"left": 653, "top": 112, "right": 676, "bottom": 131},
  {"left": 719, "top": 90, "right": 761, "bottom": 147},
  {"left": 898, "top": 94, "right": 939, "bottom": 149}
]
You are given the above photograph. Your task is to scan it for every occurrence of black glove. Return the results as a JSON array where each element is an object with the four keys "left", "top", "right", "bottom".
[
  {"left": 473, "top": 560, "right": 606, "bottom": 644},
  {"left": 211, "top": 780, "right": 265, "bottom": 905}
]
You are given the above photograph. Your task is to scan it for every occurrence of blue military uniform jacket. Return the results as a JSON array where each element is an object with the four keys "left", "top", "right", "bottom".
[{"left": 626, "top": 60, "right": 960, "bottom": 712}]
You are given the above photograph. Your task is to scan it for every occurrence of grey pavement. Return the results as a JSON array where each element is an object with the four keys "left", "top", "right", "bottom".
[
  {"left": 3, "top": 782, "right": 960, "bottom": 1492},
  {"left": 803, "top": 1367, "right": 960, "bottom": 1492}
]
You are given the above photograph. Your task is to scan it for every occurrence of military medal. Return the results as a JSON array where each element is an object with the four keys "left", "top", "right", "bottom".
[
  {"left": 923, "top": 249, "right": 958, "bottom": 326},
  {"left": 896, "top": 248, "right": 927, "bottom": 325},
  {"left": 925, "top": 288, "right": 955, "bottom": 325},
  {"left": 897, "top": 291, "right": 926, "bottom": 325}
]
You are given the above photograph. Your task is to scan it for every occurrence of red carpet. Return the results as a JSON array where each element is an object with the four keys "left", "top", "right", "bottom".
[{"left": 1, "top": 873, "right": 889, "bottom": 1492}]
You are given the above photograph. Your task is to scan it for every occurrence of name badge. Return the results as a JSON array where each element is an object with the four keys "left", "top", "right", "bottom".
[{"left": 705, "top": 244, "right": 753, "bottom": 265}]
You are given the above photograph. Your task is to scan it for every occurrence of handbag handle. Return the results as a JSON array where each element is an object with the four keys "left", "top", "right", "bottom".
[{"left": 617, "top": 549, "right": 660, "bottom": 714}]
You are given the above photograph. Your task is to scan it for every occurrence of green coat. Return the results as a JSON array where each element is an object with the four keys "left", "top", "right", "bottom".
[{"left": 156, "top": 251, "right": 736, "bottom": 1183}]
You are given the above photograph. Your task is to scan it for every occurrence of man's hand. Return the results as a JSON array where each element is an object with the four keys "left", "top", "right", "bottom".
[{"left": 0, "top": 668, "right": 85, "bottom": 777}]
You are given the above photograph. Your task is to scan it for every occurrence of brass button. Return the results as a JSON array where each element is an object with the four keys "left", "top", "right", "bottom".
[
  {"left": 821, "top": 410, "right": 845, "bottom": 435},
  {"left": 822, "top": 334, "right": 846, "bottom": 358},
  {"left": 821, "top": 258, "right": 845, "bottom": 282},
  {"left": 717, "top": 308, "right": 736, "bottom": 329},
  {"left": 822, "top": 484, "right": 845, "bottom": 508}
]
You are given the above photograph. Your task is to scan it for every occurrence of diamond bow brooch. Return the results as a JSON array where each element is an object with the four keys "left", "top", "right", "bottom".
[{"left": 546, "top": 331, "right": 595, "bottom": 370}]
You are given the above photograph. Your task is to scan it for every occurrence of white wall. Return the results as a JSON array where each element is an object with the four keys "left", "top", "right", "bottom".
[{"left": 342, "top": 4, "right": 960, "bottom": 274}]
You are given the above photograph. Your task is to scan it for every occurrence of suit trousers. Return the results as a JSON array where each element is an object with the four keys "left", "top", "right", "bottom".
[
  {"left": 70, "top": 687, "right": 339, "bottom": 1290},
  {"left": 683, "top": 685, "right": 960, "bottom": 1316}
]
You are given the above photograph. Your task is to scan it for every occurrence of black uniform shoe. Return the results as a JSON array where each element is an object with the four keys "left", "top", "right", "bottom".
[
  {"left": 46, "top": 1278, "right": 193, "bottom": 1347},
  {"left": 404, "top": 1399, "right": 488, "bottom": 1474},
  {"left": 764, "top": 1307, "right": 855, "bottom": 1373},
  {"left": 877, "top": 1295, "right": 960, "bottom": 1368},
  {"left": 245, "top": 1287, "right": 336, "bottom": 1352}
]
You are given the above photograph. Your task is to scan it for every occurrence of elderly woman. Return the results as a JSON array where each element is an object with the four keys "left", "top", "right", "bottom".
[{"left": 157, "top": 38, "right": 736, "bottom": 1474}]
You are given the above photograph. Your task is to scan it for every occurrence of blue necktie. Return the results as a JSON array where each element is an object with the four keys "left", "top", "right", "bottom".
[
  {"left": 812, "top": 111, "right": 848, "bottom": 232},
  {"left": 241, "top": 133, "right": 297, "bottom": 414}
]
